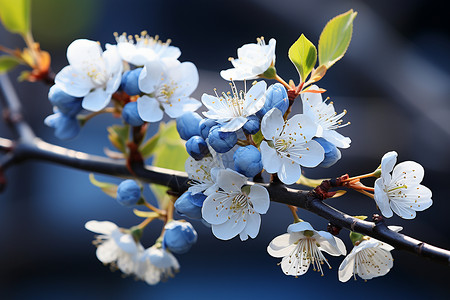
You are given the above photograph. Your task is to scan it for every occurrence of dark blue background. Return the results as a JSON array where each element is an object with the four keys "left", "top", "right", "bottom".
[{"left": 1, "top": 0, "right": 449, "bottom": 299}]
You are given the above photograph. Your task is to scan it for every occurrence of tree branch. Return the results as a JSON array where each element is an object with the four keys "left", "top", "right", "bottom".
[
  {"left": 0, "top": 73, "right": 449, "bottom": 267},
  {"left": 0, "top": 136, "right": 449, "bottom": 266}
]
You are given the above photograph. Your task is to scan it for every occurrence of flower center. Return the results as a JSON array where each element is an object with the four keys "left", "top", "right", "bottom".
[
  {"left": 214, "top": 82, "right": 247, "bottom": 117},
  {"left": 274, "top": 138, "right": 292, "bottom": 152},
  {"left": 86, "top": 64, "right": 108, "bottom": 87},
  {"left": 156, "top": 81, "right": 178, "bottom": 103},
  {"left": 289, "top": 237, "right": 331, "bottom": 276},
  {"left": 115, "top": 31, "right": 173, "bottom": 55},
  {"left": 316, "top": 100, "right": 350, "bottom": 131},
  {"left": 230, "top": 193, "right": 248, "bottom": 210}
]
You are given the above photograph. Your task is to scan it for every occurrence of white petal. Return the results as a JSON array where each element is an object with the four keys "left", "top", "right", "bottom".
[
  {"left": 267, "top": 233, "right": 295, "bottom": 257},
  {"left": 381, "top": 151, "right": 397, "bottom": 183},
  {"left": 137, "top": 95, "right": 163, "bottom": 122},
  {"left": 211, "top": 211, "right": 246, "bottom": 240},
  {"left": 82, "top": 89, "right": 111, "bottom": 111},
  {"left": 338, "top": 254, "right": 356, "bottom": 282},
  {"left": 220, "top": 68, "right": 257, "bottom": 81},
  {"left": 55, "top": 66, "right": 92, "bottom": 97},
  {"left": 281, "top": 250, "right": 310, "bottom": 276},
  {"left": 96, "top": 240, "right": 118, "bottom": 263},
  {"left": 289, "top": 139, "right": 325, "bottom": 167},
  {"left": 278, "top": 157, "right": 301, "bottom": 185},
  {"left": 243, "top": 81, "right": 267, "bottom": 115},
  {"left": 284, "top": 113, "right": 318, "bottom": 142},
  {"left": 162, "top": 97, "right": 201, "bottom": 118},
  {"left": 242, "top": 210, "right": 261, "bottom": 239},
  {"left": 322, "top": 129, "right": 351, "bottom": 149},
  {"left": 391, "top": 161, "right": 424, "bottom": 186},
  {"left": 216, "top": 169, "right": 247, "bottom": 193},
  {"left": 111, "top": 231, "right": 138, "bottom": 254},
  {"left": 85, "top": 220, "right": 118, "bottom": 234},
  {"left": 374, "top": 178, "right": 393, "bottom": 218},
  {"left": 138, "top": 60, "right": 164, "bottom": 94},
  {"left": 316, "top": 232, "right": 346, "bottom": 256},
  {"left": 67, "top": 39, "right": 103, "bottom": 71},
  {"left": 201, "top": 193, "right": 232, "bottom": 225},
  {"left": 287, "top": 222, "right": 315, "bottom": 233},
  {"left": 261, "top": 108, "right": 283, "bottom": 140},
  {"left": 220, "top": 116, "right": 247, "bottom": 132},
  {"left": 301, "top": 85, "right": 323, "bottom": 111},
  {"left": 260, "top": 141, "right": 281, "bottom": 174},
  {"left": 166, "top": 61, "right": 199, "bottom": 97},
  {"left": 247, "top": 184, "right": 270, "bottom": 214}
]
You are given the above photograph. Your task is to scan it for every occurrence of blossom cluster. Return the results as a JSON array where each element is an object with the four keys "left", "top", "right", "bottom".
[{"left": 49, "top": 27, "right": 434, "bottom": 285}]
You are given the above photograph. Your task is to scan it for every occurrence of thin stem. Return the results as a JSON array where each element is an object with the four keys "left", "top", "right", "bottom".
[
  {"left": 137, "top": 215, "right": 156, "bottom": 229},
  {"left": 288, "top": 205, "right": 303, "bottom": 223},
  {"left": 275, "top": 74, "right": 291, "bottom": 89},
  {"left": 144, "top": 201, "right": 167, "bottom": 216},
  {"left": 78, "top": 107, "right": 117, "bottom": 126}
]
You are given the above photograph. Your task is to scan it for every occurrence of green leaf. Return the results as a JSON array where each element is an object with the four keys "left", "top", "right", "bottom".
[
  {"left": 150, "top": 121, "right": 188, "bottom": 209},
  {"left": 107, "top": 124, "right": 129, "bottom": 153},
  {"left": 0, "top": 56, "right": 21, "bottom": 74},
  {"left": 0, "top": 0, "right": 30, "bottom": 36},
  {"left": 318, "top": 9, "right": 357, "bottom": 69},
  {"left": 288, "top": 34, "right": 317, "bottom": 82},
  {"left": 139, "top": 131, "right": 161, "bottom": 159},
  {"left": 89, "top": 173, "right": 118, "bottom": 199},
  {"left": 252, "top": 130, "right": 264, "bottom": 147}
]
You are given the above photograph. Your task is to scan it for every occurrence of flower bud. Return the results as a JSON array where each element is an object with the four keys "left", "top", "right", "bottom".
[
  {"left": 48, "top": 85, "right": 83, "bottom": 117},
  {"left": 208, "top": 125, "right": 237, "bottom": 153},
  {"left": 198, "top": 118, "right": 218, "bottom": 140},
  {"left": 174, "top": 192, "right": 206, "bottom": 219},
  {"left": 122, "top": 102, "right": 145, "bottom": 126},
  {"left": 233, "top": 145, "right": 263, "bottom": 177},
  {"left": 163, "top": 220, "right": 198, "bottom": 254},
  {"left": 256, "top": 83, "right": 288, "bottom": 118},
  {"left": 176, "top": 112, "right": 202, "bottom": 140},
  {"left": 186, "top": 136, "right": 209, "bottom": 160},
  {"left": 314, "top": 137, "right": 341, "bottom": 168},
  {"left": 44, "top": 112, "right": 80, "bottom": 140},
  {"left": 121, "top": 68, "right": 142, "bottom": 96},
  {"left": 242, "top": 115, "right": 260, "bottom": 135},
  {"left": 117, "top": 179, "right": 141, "bottom": 206}
]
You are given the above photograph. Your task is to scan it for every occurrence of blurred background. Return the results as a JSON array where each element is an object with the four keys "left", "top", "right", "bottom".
[{"left": 1, "top": 0, "right": 449, "bottom": 298}]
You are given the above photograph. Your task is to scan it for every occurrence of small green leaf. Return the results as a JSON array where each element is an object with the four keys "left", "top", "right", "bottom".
[
  {"left": 288, "top": 34, "right": 317, "bottom": 82},
  {"left": 133, "top": 209, "right": 159, "bottom": 219},
  {"left": 107, "top": 124, "right": 129, "bottom": 153},
  {"left": 150, "top": 121, "right": 188, "bottom": 209},
  {"left": 0, "top": 0, "right": 30, "bottom": 36},
  {"left": 89, "top": 173, "right": 118, "bottom": 199},
  {"left": 0, "top": 56, "right": 21, "bottom": 74},
  {"left": 139, "top": 132, "right": 161, "bottom": 159},
  {"left": 318, "top": 9, "right": 357, "bottom": 69},
  {"left": 252, "top": 130, "right": 264, "bottom": 147}
]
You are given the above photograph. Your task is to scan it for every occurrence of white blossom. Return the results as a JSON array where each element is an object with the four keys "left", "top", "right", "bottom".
[
  {"left": 201, "top": 81, "right": 267, "bottom": 132},
  {"left": 374, "top": 151, "right": 433, "bottom": 219},
  {"left": 137, "top": 59, "right": 200, "bottom": 122},
  {"left": 338, "top": 226, "right": 402, "bottom": 282},
  {"left": 220, "top": 37, "right": 276, "bottom": 81},
  {"left": 55, "top": 39, "right": 122, "bottom": 112},
  {"left": 267, "top": 222, "right": 346, "bottom": 276},
  {"left": 135, "top": 246, "right": 180, "bottom": 285},
  {"left": 185, "top": 155, "right": 223, "bottom": 196},
  {"left": 115, "top": 31, "right": 181, "bottom": 66},
  {"left": 85, "top": 220, "right": 142, "bottom": 275},
  {"left": 260, "top": 108, "right": 324, "bottom": 184},
  {"left": 301, "top": 85, "right": 351, "bottom": 148},
  {"left": 202, "top": 168, "right": 270, "bottom": 241}
]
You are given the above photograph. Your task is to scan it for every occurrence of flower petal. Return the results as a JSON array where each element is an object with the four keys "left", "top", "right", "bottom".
[
  {"left": 219, "top": 116, "right": 247, "bottom": 132},
  {"left": 96, "top": 240, "right": 119, "bottom": 264},
  {"left": 139, "top": 60, "right": 164, "bottom": 94},
  {"left": 67, "top": 39, "right": 103, "bottom": 72},
  {"left": 248, "top": 184, "right": 270, "bottom": 214},
  {"left": 162, "top": 97, "right": 201, "bottom": 118},
  {"left": 211, "top": 211, "right": 246, "bottom": 240},
  {"left": 322, "top": 129, "right": 351, "bottom": 149},
  {"left": 260, "top": 141, "right": 281, "bottom": 174},
  {"left": 338, "top": 254, "right": 356, "bottom": 282},
  {"left": 137, "top": 95, "right": 163, "bottom": 122},
  {"left": 201, "top": 193, "right": 232, "bottom": 225},
  {"left": 82, "top": 89, "right": 111, "bottom": 111},
  {"left": 381, "top": 151, "right": 397, "bottom": 183},
  {"left": 216, "top": 169, "right": 247, "bottom": 193},
  {"left": 55, "top": 66, "right": 92, "bottom": 97},
  {"left": 267, "top": 234, "right": 296, "bottom": 257},
  {"left": 261, "top": 108, "right": 283, "bottom": 140},
  {"left": 85, "top": 220, "right": 118, "bottom": 234},
  {"left": 243, "top": 81, "right": 267, "bottom": 115},
  {"left": 374, "top": 178, "right": 393, "bottom": 218},
  {"left": 239, "top": 210, "right": 261, "bottom": 240},
  {"left": 277, "top": 157, "right": 301, "bottom": 185},
  {"left": 391, "top": 161, "right": 424, "bottom": 186}
]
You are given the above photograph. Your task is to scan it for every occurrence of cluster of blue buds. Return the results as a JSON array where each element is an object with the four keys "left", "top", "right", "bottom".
[
  {"left": 174, "top": 191, "right": 206, "bottom": 220},
  {"left": 45, "top": 85, "right": 83, "bottom": 140}
]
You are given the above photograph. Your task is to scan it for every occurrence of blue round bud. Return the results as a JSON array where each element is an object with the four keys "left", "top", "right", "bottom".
[
  {"left": 256, "top": 83, "right": 289, "bottom": 118},
  {"left": 314, "top": 137, "right": 342, "bottom": 168},
  {"left": 242, "top": 115, "right": 260, "bottom": 135},
  {"left": 176, "top": 112, "right": 202, "bottom": 140},
  {"left": 163, "top": 220, "right": 198, "bottom": 254},
  {"left": 121, "top": 68, "right": 142, "bottom": 96},
  {"left": 122, "top": 102, "right": 145, "bottom": 126},
  {"left": 48, "top": 85, "right": 82, "bottom": 117},
  {"left": 174, "top": 192, "right": 206, "bottom": 219},
  {"left": 198, "top": 118, "right": 218, "bottom": 140},
  {"left": 186, "top": 136, "right": 209, "bottom": 160},
  {"left": 45, "top": 112, "right": 80, "bottom": 140},
  {"left": 116, "top": 179, "right": 141, "bottom": 206},
  {"left": 208, "top": 125, "right": 237, "bottom": 153},
  {"left": 233, "top": 145, "right": 263, "bottom": 177}
]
